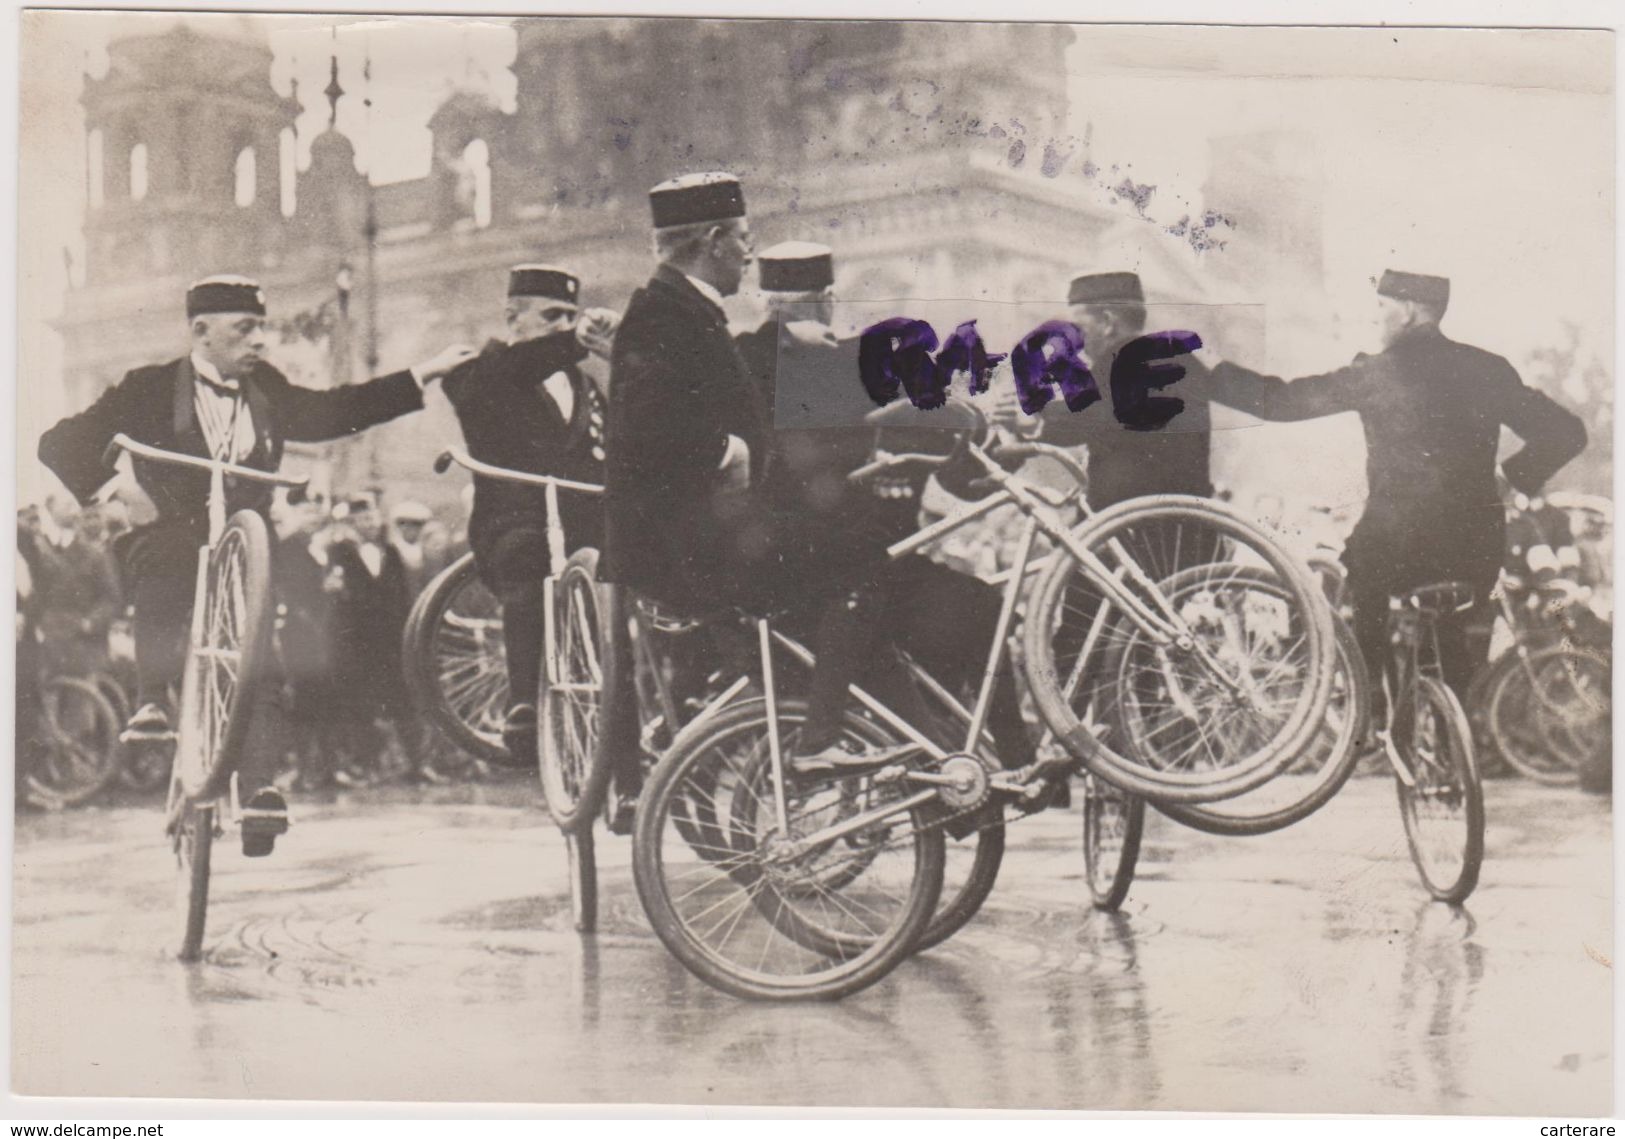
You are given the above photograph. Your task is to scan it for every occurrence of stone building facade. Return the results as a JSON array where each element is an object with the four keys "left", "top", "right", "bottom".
[{"left": 57, "top": 16, "right": 1204, "bottom": 515}]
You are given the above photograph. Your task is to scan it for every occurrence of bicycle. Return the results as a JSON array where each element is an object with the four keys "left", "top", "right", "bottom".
[
  {"left": 423, "top": 447, "right": 607, "bottom": 929},
  {"left": 1379, "top": 582, "right": 1486, "bottom": 904},
  {"left": 628, "top": 410, "right": 1337, "bottom": 999},
  {"left": 402, "top": 550, "right": 512, "bottom": 765},
  {"left": 104, "top": 434, "right": 305, "bottom": 961},
  {"left": 19, "top": 672, "right": 125, "bottom": 810},
  {"left": 1474, "top": 572, "right": 1610, "bottom": 785}
]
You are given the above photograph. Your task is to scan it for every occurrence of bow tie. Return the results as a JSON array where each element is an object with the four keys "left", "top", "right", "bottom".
[{"left": 195, "top": 372, "right": 241, "bottom": 397}]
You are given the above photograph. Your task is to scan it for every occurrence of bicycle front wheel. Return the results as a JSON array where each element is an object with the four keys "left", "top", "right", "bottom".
[
  {"left": 403, "top": 552, "right": 511, "bottom": 763},
  {"left": 539, "top": 548, "right": 615, "bottom": 832},
  {"left": 174, "top": 800, "right": 215, "bottom": 961},
  {"left": 633, "top": 698, "right": 944, "bottom": 1001},
  {"left": 182, "top": 510, "right": 273, "bottom": 801},
  {"left": 1024, "top": 496, "right": 1336, "bottom": 804},
  {"left": 1486, "top": 644, "right": 1610, "bottom": 785},
  {"left": 1395, "top": 675, "right": 1484, "bottom": 904}
]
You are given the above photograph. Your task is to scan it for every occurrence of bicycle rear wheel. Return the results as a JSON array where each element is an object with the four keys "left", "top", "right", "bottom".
[
  {"left": 633, "top": 698, "right": 944, "bottom": 1001},
  {"left": 1082, "top": 773, "right": 1144, "bottom": 911},
  {"left": 181, "top": 511, "right": 273, "bottom": 801},
  {"left": 1395, "top": 675, "right": 1484, "bottom": 903},
  {"left": 403, "top": 552, "right": 511, "bottom": 763},
  {"left": 24, "top": 676, "right": 123, "bottom": 808},
  {"left": 1153, "top": 567, "right": 1370, "bottom": 836},
  {"left": 539, "top": 550, "right": 615, "bottom": 832},
  {"left": 1025, "top": 496, "right": 1336, "bottom": 804}
]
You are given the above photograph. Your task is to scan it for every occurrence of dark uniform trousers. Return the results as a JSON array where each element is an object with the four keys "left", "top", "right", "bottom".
[
  {"left": 736, "top": 322, "right": 1036, "bottom": 768},
  {"left": 1205, "top": 324, "right": 1586, "bottom": 703},
  {"left": 443, "top": 331, "right": 607, "bottom": 710},
  {"left": 38, "top": 356, "right": 426, "bottom": 787}
]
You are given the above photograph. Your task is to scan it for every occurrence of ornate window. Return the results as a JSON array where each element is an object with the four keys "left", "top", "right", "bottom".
[
  {"left": 462, "top": 138, "right": 492, "bottom": 228},
  {"left": 234, "top": 146, "right": 256, "bottom": 207},
  {"left": 87, "top": 129, "right": 104, "bottom": 208},
  {"left": 129, "top": 142, "right": 148, "bottom": 201}
]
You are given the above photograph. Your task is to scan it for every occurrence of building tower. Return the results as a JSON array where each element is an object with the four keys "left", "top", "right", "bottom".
[{"left": 79, "top": 17, "right": 297, "bottom": 286}]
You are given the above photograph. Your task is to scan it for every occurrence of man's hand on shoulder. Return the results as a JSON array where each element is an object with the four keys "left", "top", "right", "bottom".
[
  {"left": 410, "top": 343, "right": 480, "bottom": 386},
  {"left": 577, "top": 308, "right": 621, "bottom": 360}
]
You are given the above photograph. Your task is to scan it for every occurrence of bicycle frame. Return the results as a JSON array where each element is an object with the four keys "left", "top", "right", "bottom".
[
  {"left": 1380, "top": 586, "right": 1469, "bottom": 788},
  {"left": 676, "top": 434, "right": 1236, "bottom": 859},
  {"left": 432, "top": 447, "right": 605, "bottom": 701},
  {"left": 102, "top": 433, "right": 306, "bottom": 829}
]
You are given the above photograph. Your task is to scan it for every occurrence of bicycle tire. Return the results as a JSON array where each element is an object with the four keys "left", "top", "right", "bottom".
[
  {"left": 1153, "top": 568, "right": 1370, "bottom": 836},
  {"left": 182, "top": 511, "right": 273, "bottom": 802},
  {"left": 1083, "top": 773, "right": 1144, "bottom": 911},
  {"left": 540, "top": 548, "right": 616, "bottom": 833},
  {"left": 913, "top": 821, "right": 1005, "bottom": 952},
  {"left": 1395, "top": 675, "right": 1484, "bottom": 904},
  {"left": 1024, "top": 496, "right": 1336, "bottom": 804},
  {"left": 174, "top": 801, "right": 215, "bottom": 962},
  {"left": 403, "top": 552, "right": 511, "bottom": 763},
  {"left": 1486, "top": 644, "right": 1608, "bottom": 785},
  {"left": 24, "top": 676, "right": 124, "bottom": 808},
  {"left": 633, "top": 697, "right": 945, "bottom": 1001}
]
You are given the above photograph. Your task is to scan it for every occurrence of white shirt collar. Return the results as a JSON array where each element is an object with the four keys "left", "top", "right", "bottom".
[
  {"left": 190, "top": 352, "right": 239, "bottom": 391},
  {"left": 682, "top": 273, "right": 726, "bottom": 311}
]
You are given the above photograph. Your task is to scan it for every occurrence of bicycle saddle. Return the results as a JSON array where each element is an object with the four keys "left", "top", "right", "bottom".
[{"left": 1400, "top": 581, "right": 1476, "bottom": 615}]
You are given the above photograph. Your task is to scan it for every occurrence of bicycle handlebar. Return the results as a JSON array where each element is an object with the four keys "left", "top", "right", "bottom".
[
  {"left": 433, "top": 446, "right": 605, "bottom": 495},
  {"left": 103, "top": 434, "right": 308, "bottom": 490}
]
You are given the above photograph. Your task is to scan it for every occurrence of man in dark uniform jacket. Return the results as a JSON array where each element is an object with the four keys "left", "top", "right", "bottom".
[
  {"left": 441, "top": 264, "right": 614, "bottom": 761},
  {"left": 37, "top": 275, "right": 474, "bottom": 851},
  {"left": 602, "top": 172, "right": 771, "bottom": 614},
  {"left": 735, "top": 241, "right": 1038, "bottom": 777},
  {"left": 1194, "top": 269, "right": 1587, "bottom": 702},
  {"left": 1025, "top": 270, "right": 1215, "bottom": 509}
]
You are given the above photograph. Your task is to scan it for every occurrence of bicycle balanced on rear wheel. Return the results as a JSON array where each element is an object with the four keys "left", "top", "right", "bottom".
[
  {"left": 105, "top": 433, "right": 305, "bottom": 961},
  {"left": 627, "top": 411, "right": 1339, "bottom": 999}
]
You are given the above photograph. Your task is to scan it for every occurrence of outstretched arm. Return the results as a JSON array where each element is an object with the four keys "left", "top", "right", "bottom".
[
  {"left": 1198, "top": 352, "right": 1369, "bottom": 423},
  {"left": 276, "top": 344, "right": 476, "bottom": 443}
]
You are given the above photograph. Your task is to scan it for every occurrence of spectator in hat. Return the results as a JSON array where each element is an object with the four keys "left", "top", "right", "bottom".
[
  {"left": 1193, "top": 269, "right": 1587, "bottom": 704},
  {"left": 36, "top": 274, "right": 475, "bottom": 853},
  {"left": 440, "top": 264, "right": 616, "bottom": 764}
]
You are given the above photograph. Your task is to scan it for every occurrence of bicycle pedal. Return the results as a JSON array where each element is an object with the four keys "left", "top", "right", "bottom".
[{"left": 119, "top": 728, "right": 178, "bottom": 744}]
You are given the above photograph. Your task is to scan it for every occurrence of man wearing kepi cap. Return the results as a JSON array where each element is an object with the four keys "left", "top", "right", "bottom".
[
  {"left": 440, "top": 264, "right": 617, "bottom": 764},
  {"left": 38, "top": 274, "right": 475, "bottom": 854},
  {"left": 1194, "top": 269, "right": 1587, "bottom": 707},
  {"left": 738, "top": 241, "right": 1041, "bottom": 782},
  {"left": 1030, "top": 270, "right": 1216, "bottom": 509},
  {"left": 603, "top": 172, "right": 768, "bottom": 608}
]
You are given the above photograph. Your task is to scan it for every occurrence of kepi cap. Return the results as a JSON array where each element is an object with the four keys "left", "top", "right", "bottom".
[
  {"left": 508, "top": 264, "right": 580, "bottom": 304},
  {"left": 1067, "top": 270, "right": 1145, "bottom": 307},
  {"left": 649, "top": 172, "right": 746, "bottom": 229},
  {"left": 758, "top": 241, "right": 834, "bottom": 293},
  {"left": 1377, "top": 269, "right": 1450, "bottom": 310},
  {"left": 187, "top": 275, "right": 266, "bottom": 319}
]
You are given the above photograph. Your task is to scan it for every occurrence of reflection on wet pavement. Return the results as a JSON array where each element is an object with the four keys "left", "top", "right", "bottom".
[{"left": 12, "top": 776, "right": 1611, "bottom": 1112}]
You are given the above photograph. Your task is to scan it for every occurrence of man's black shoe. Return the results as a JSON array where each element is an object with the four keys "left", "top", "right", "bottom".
[
  {"left": 241, "top": 787, "right": 290, "bottom": 858},
  {"left": 120, "top": 702, "right": 174, "bottom": 743},
  {"left": 497, "top": 703, "right": 539, "bottom": 770}
]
